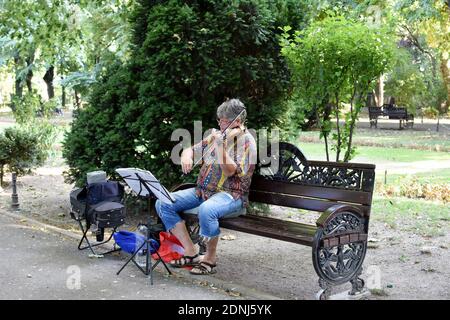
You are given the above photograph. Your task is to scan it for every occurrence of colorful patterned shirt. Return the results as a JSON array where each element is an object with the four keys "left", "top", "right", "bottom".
[{"left": 192, "top": 130, "right": 257, "bottom": 207}]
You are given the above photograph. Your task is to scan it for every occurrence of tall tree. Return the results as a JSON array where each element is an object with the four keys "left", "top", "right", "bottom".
[
  {"left": 281, "top": 16, "right": 394, "bottom": 162},
  {"left": 395, "top": 0, "right": 450, "bottom": 113}
]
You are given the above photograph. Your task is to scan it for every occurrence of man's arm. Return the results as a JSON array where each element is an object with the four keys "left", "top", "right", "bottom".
[
  {"left": 215, "top": 139, "right": 237, "bottom": 177},
  {"left": 180, "top": 135, "right": 212, "bottom": 174},
  {"left": 210, "top": 129, "right": 240, "bottom": 177}
]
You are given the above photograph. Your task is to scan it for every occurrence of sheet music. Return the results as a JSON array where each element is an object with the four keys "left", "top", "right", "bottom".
[{"left": 115, "top": 168, "right": 175, "bottom": 204}]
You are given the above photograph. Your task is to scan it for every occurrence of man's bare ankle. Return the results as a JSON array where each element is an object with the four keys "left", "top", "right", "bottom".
[
  {"left": 185, "top": 248, "right": 199, "bottom": 257},
  {"left": 201, "top": 256, "right": 216, "bottom": 265}
]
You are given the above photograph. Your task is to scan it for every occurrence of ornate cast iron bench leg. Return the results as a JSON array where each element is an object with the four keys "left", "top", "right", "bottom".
[
  {"left": 350, "top": 270, "right": 365, "bottom": 295},
  {"left": 313, "top": 208, "right": 369, "bottom": 300}
]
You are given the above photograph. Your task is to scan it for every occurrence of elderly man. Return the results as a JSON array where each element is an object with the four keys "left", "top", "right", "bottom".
[{"left": 156, "top": 98, "right": 257, "bottom": 275}]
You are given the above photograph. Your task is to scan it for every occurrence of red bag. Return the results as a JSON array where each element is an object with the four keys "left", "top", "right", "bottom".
[{"left": 151, "top": 231, "right": 185, "bottom": 263}]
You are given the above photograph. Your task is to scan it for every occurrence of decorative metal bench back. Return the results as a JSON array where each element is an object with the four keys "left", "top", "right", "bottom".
[{"left": 250, "top": 142, "right": 375, "bottom": 215}]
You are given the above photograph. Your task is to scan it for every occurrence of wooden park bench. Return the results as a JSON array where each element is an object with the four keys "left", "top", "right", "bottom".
[
  {"left": 369, "top": 105, "right": 414, "bottom": 129},
  {"left": 170, "top": 142, "right": 375, "bottom": 299}
]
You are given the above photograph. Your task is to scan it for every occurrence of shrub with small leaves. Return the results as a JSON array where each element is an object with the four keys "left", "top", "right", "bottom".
[{"left": 0, "top": 127, "right": 48, "bottom": 186}]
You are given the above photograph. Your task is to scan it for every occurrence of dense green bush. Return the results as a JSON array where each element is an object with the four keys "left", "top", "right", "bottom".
[
  {"left": 12, "top": 91, "right": 41, "bottom": 125},
  {"left": 63, "top": 0, "right": 294, "bottom": 187},
  {"left": 0, "top": 127, "right": 48, "bottom": 186}
]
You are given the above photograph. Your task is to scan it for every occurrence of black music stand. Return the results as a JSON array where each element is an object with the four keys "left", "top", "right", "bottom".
[{"left": 115, "top": 168, "right": 175, "bottom": 285}]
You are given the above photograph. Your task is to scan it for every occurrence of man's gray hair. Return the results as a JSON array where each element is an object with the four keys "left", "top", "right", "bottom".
[{"left": 216, "top": 98, "right": 247, "bottom": 123}]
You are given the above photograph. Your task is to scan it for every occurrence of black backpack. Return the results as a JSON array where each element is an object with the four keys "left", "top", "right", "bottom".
[
  {"left": 70, "top": 180, "right": 126, "bottom": 228},
  {"left": 85, "top": 181, "right": 125, "bottom": 226}
]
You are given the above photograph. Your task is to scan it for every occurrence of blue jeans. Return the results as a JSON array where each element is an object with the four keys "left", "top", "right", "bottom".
[{"left": 155, "top": 187, "right": 243, "bottom": 239}]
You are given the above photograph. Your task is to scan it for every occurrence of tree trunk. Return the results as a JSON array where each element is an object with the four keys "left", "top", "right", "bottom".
[
  {"left": 0, "top": 165, "right": 3, "bottom": 187},
  {"left": 62, "top": 85, "right": 66, "bottom": 107},
  {"left": 25, "top": 51, "right": 35, "bottom": 93},
  {"left": 11, "top": 53, "right": 23, "bottom": 113},
  {"left": 374, "top": 75, "right": 385, "bottom": 106},
  {"left": 43, "top": 66, "right": 55, "bottom": 100},
  {"left": 440, "top": 56, "right": 450, "bottom": 113},
  {"left": 344, "top": 88, "right": 358, "bottom": 162},
  {"left": 74, "top": 90, "right": 81, "bottom": 109},
  {"left": 322, "top": 103, "right": 332, "bottom": 162},
  {"left": 334, "top": 95, "right": 341, "bottom": 162}
]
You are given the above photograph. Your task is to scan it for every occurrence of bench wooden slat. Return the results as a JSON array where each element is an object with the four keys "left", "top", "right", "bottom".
[
  {"left": 251, "top": 176, "right": 372, "bottom": 205},
  {"left": 249, "top": 190, "right": 370, "bottom": 216},
  {"left": 219, "top": 215, "right": 317, "bottom": 246},
  {"left": 239, "top": 214, "right": 318, "bottom": 232}
]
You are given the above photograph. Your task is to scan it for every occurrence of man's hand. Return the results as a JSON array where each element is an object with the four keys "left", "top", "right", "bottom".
[
  {"left": 211, "top": 129, "right": 225, "bottom": 147},
  {"left": 181, "top": 147, "right": 193, "bottom": 174}
]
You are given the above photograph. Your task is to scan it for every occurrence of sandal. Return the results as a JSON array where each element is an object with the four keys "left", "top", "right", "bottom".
[
  {"left": 189, "top": 261, "right": 217, "bottom": 275},
  {"left": 169, "top": 254, "right": 200, "bottom": 268}
]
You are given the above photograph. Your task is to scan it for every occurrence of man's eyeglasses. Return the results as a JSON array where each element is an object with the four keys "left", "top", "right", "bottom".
[{"left": 217, "top": 118, "right": 231, "bottom": 125}]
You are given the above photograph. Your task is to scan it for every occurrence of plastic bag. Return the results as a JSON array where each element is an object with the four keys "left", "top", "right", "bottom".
[
  {"left": 151, "top": 231, "right": 185, "bottom": 262},
  {"left": 113, "top": 230, "right": 145, "bottom": 254}
]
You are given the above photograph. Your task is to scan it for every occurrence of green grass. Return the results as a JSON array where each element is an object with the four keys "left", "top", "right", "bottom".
[
  {"left": 371, "top": 196, "right": 450, "bottom": 237},
  {"left": 296, "top": 142, "right": 450, "bottom": 163},
  {"left": 298, "top": 128, "right": 450, "bottom": 151},
  {"left": 378, "top": 168, "right": 450, "bottom": 185}
]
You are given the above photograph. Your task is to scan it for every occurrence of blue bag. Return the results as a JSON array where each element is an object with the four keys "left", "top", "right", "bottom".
[{"left": 113, "top": 231, "right": 159, "bottom": 254}]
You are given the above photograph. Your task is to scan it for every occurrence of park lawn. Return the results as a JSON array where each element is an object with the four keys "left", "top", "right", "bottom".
[
  {"left": 377, "top": 168, "right": 450, "bottom": 185},
  {"left": 287, "top": 196, "right": 448, "bottom": 238},
  {"left": 296, "top": 142, "right": 450, "bottom": 163},
  {"left": 371, "top": 196, "right": 449, "bottom": 237},
  {"left": 298, "top": 128, "right": 450, "bottom": 151}
]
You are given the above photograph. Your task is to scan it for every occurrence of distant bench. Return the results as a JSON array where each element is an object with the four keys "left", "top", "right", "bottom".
[
  {"left": 170, "top": 142, "right": 375, "bottom": 299},
  {"left": 369, "top": 105, "right": 414, "bottom": 129}
]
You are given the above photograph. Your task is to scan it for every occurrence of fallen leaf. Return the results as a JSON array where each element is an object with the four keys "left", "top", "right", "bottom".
[
  {"left": 370, "top": 289, "right": 389, "bottom": 296},
  {"left": 227, "top": 290, "right": 241, "bottom": 297},
  {"left": 221, "top": 234, "right": 236, "bottom": 241},
  {"left": 420, "top": 247, "right": 433, "bottom": 255}
]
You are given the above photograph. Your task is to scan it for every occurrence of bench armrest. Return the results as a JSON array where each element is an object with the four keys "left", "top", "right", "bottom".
[{"left": 316, "top": 204, "right": 365, "bottom": 228}]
